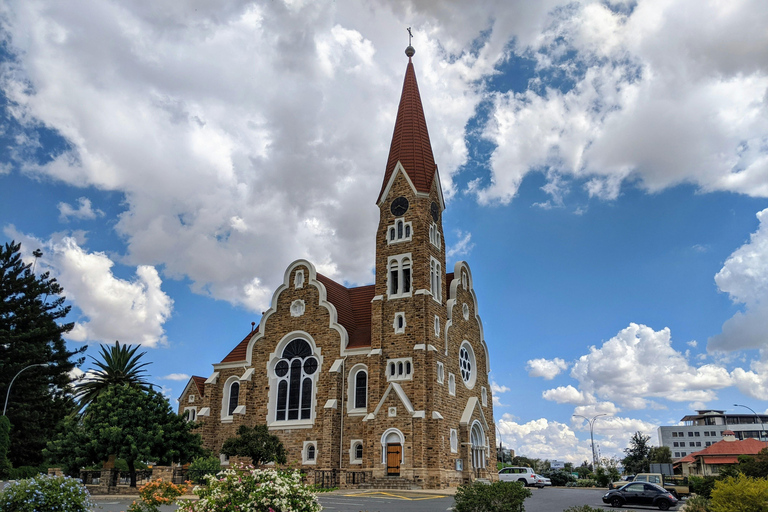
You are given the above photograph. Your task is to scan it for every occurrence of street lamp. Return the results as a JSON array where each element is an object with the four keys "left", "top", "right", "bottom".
[
  {"left": 734, "top": 403, "right": 767, "bottom": 445},
  {"left": 3, "top": 363, "right": 50, "bottom": 416},
  {"left": 573, "top": 413, "right": 608, "bottom": 469}
]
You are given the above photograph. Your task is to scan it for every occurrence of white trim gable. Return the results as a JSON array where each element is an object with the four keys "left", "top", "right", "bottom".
[
  {"left": 367, "top": 382, "right": 421, "bottom": 419},
  {"left": 178, "top": 377, "right": 201, "bottom": 404},
  {"left": 459, "top": 396, "right": 491, "bottom": 433},
  {"left": 444, "top": 261, "right": 490, "bottom": 371},
  {"left": 377, "top": 162, "right": 419, "bottom": 206}
]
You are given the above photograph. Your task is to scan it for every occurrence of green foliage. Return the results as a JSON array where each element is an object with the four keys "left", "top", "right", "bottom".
[
  {"left": 684, "top": 495, "right": 710, "bottom": 512},
  {"left": 187, "top": 454, "right": 221, "bottom": 484},
  {"left": 649, "top": 446, "right": 672, "bottom": 464},
  {"left": 0, "top": 415, "right": 11, "bottom": 478},
  {"left": 46, "top": 384, "right": 203, "bottom": 486},
  {"left": 710, "top": 473, "right": 768, "bottom": 512},
  {"left": 177, "top": 465, "right": 322, "bottom": 512},
  {"left": 737, "top": 448, "right": 768, "bottom": 478},
  {"left": 574, "top": 465, "right": 592, "bottom": 479},
  {"left": 221, "top": 424, "right": 287, "bottom": 467},
  {"left": 689, "top": 475, "right": 718, "bottom": 499},
  {"left": 8, "top": 465, "right": 44, "bottom": 479},
  {"left": 542, "top": 469, "right": 576, "bottom": 486},
  {"left": 0, "top": 474, "right": 95, "bottom": 512},
  {"left": 593, "top": 466, "right": 611, "bottom": 486},
  {"left": 562, "top": 506, "right": 602, "bottom": 512},
  {"left": 454, "top": 480, "right": 532, "bottom": 512},
  {"left": 622, "top": 432, "right": 651, "bottom": 474},
  {"left": 717, "top": 464, "right": 741, "bottom": 480},
  {"left": 567, "top": 479, "right": 598, "bottom": 487},
  {"left": 75, "top": 341, "right": 152, "bottom": 408},
  {"left": 127, "top": 479, "right": 189, "bottom": 512},
  {"left": 0, "top": 241, "right": 86, "bottom": 467}
]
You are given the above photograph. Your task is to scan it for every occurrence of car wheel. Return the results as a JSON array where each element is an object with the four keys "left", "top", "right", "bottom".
[
  {"left": 657, "top": 499, "right": 671, "bottom": 510},
  {"left": 610, "top": 497, "right": 623, "bottom": 508},
  {"left": 518, "top": 479, "right": 527, "bottom": 486}
]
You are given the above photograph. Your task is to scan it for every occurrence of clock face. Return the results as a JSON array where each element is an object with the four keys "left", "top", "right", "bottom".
[
  {"left": 390, "top": 196, "right": 409, "bottom": 217},
  {"left": 430, "top": 201, "right": 440, "bottom": 222}
]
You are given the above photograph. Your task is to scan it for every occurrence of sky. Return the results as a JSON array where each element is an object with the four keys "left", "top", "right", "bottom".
[{"left": 2, "top": 0, "right": 768, "bottom": 465}]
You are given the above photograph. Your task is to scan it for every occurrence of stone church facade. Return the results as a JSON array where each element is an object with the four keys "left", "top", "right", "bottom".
[{"left": 179, "top": 46, "right": 496, "bottom": 489}]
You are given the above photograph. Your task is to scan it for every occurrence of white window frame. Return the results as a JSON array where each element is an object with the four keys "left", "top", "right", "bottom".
[
  {"left": 302, "top": 441, "right": 317, "bottom": 465},
  {"left": 450, "top": 429, "right": 458, "bottom": 453},
  {"left": 387, "top": 254, "right": 413, "bottom": 299},
  {"left": 429, "top": 222, "right": 441, "bottom": 249},
  {"left": 430, "top": 257, "right": 442, "bottom": 303},
  {"left": 188, "top": 394, "right": 195, "bottom": 403},
  {"left": 221, "top": 376, "right": 241, "bottom": 422},
  {"left": 220, "top": 453, "right": 230, "bottom": 466},
  {"left": 267, "top": 333, "right": 323, "bottom": 429},
  {"left": 387, "top": 218, "right": 413, "bottom": 245},
  {"left": 183, "top": 406, "right": 197, "bottom": 422},
  {"left": 448, "top": 373, "right": 456, "bottom": 396},
  {"left": 462, "top": 303, "right": 470, "bottom": 320},
  {"left": 481, "top": 386, "right": 488, "bottom": 407},
  {"left": 294, "top": 269, "right": 304, "bottom": 289},
  {"left": 386, "top": 358, "right": 414, "bottom": 382},
  {"left": 349, "top": 439, "right": 363, "bottom": 465},
  {"left": 347, "top": 364, "right": 368, "bottom": 416},
  {"left": 459, "top": 341, "right": 477, "bottom": 389},
  {"left": 434, "top": 315, "right": 440, "bottom": 337},
  {"left": 393, "top": 312, "right": 406, "bottom": 334},
  {"left": 437, "top": 362, "right": 445, "bottom": 384}
]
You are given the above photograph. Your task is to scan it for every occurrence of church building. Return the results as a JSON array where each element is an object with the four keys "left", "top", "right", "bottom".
[{"left": 179, "top": 44, "right": 496, "bottom": 489}]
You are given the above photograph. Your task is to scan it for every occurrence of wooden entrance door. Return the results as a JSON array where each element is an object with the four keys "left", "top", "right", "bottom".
[{"left": 386, "top": 444, "right": 401, "bottom": 476}]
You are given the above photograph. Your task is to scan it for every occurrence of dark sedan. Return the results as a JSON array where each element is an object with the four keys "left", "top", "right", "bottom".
[{"left": 602, "top": 482, "right": 678, "bottom": 510}]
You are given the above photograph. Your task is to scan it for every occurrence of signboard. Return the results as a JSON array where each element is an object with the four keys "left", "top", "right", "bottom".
[{"left": 551, "top": 460, "right": 565, "bottom": 469}]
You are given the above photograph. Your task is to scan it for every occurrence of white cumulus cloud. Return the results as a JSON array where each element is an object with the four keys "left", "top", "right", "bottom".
[
  {"left": 57, "top": 197, "right": 104, "bottom": 222},
  {"left": 527, "top": 357, "right": 569, "bottom": 379}
]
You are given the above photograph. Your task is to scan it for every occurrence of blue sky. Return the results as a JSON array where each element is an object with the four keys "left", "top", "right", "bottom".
[{"left": 2, "top": 0, "right": 768, "bottom": 464}]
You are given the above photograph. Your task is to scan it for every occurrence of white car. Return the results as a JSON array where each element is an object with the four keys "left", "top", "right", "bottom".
[
  {"left": 498, "top": 466, "right": 538, "bottom": 486},
  {"left": 533, "top": 474, "right": 551, "bottom": 488}
]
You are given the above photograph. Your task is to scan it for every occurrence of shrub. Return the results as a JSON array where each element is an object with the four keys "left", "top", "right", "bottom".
[
  {"left": 454, "top": 480, "right": 532, "bottom": 512},
  {"left": 0, "top": 474, "right": 95, "bottom": 512},
  {"left": 572, "top": 479, "right": 597, "bottom": 487},
  {"left": 689, "top": 475, "right": 718, "bottom": 499},
  {"left": 186, "top": 454, "right": 221, "bottom": 484},
  {"left": 563, "top": 506, "right": 602, "bottom": 512},
  {"left": 8, "top": 465, "right": 43, "bottom": 479},
  {"left": 543, "top": 470, "right": 576, "bottom": 487},
  {"left": 709, "top": 473, "right": 768, "bottom": 512},
  {"left": 684, "top": 495, "right": 710, "bottom": 512},
  {"left": 128, "top": 479, "right": 189, "bottom": 512},
  {"left": 177, "top": 464, "right": 321, "bottom": 512},
  {"left": 593, "top": 467, "right": 611, "bottom": 487}
]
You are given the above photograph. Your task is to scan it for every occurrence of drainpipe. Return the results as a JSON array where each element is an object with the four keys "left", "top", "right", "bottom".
[{"left": 339, "top": 357, "right": 346, "bottom": 473}]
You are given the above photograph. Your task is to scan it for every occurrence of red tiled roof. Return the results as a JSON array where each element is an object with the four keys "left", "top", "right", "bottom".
[
  {"left": 192, "top": 376, "right": 206, "bottom": 397},
  {"left": 377, "top": 56, "right": 437, "bottom": 203},
  {"left": 221, "top": 330, "right": 256, "bottom": 363},
  {"left": 317, "top": 274, "right": 374, "bottom": 349},
  {"left": 692, "top": 438, "right": 765, "bottom": 457},
  {"left": 703, "top": 456, "right": 740, "bottom": 465}
]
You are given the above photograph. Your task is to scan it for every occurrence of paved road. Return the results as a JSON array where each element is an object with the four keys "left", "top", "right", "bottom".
[{"left": 87, "top": 487, "right": 682, "bottom": 512}]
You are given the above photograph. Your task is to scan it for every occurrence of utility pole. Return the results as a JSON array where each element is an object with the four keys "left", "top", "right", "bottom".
[{"left": 573, "top": 414, "right": 608, "bottom": 469}]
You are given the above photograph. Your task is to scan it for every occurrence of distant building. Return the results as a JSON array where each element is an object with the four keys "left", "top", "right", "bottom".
[
  {"left": 675, "top": 430, "right": 766, "bottom": 476},
  {"left": 658, "top": 409, "right": 768, "bottom": 460}
]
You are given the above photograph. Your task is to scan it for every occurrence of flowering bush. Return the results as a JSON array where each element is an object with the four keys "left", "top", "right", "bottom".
[
  {"left": 0, "top": 474, "right": 95, "bottom": 512},
  {"left": 127, "top": 478, "right": 189, "bottom": 512},
  {"left": 177, "top": 464, "right": 322, "bottom": 512}
]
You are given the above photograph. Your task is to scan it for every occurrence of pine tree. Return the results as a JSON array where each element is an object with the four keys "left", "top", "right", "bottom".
[{"left": 0, "top": 241, "right": 85, "bottom": 467}]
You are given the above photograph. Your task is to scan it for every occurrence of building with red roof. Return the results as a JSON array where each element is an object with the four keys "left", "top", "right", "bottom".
[
  {"left": 674, "top": 430, "right": 767, "bottom": 476},
  {"left": 177, "top": 44, "right": 495, "bottom": 489}
]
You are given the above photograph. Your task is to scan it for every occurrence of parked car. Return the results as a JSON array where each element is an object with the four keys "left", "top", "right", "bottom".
[
  {"left": 602, "top": 482, "right": 678, "bottom": 510},
  {"left": 533, "top": 474, "right": 551, "bottom": 488},
  {"left": 607, "top": 474, "right": 635, "bottom": 489},
  {"left": 498, "top": 466, "right": 538, "bottom": 486}
]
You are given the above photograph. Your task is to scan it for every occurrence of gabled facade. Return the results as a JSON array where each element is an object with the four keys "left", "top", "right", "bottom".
[
  {"left": 180, "top": 45, "right": 496, "bottom": 489},
  {"left": 674, "top": 430, "right": 766, "bottom": 477}
]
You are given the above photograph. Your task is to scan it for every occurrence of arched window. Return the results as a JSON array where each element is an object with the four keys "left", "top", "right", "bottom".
[
  {"left": 397, "top": 220, "right": 403, "bottom": 239},
  {"left": 388, "top": 255, "right": 412, "bottom": 298},
  {"left": 274, "top": 339, "right": 318, "bottom": 422},
  {"left": 387, "top": 219, "right": 412, "bottom": 244},
  {"left": 355, "top": 443, "right": 363, "bottom": 460},
  {"left": 471, "top": 422, "right": 486, "bottom": 469},
  {"left": 430, "top": 258, "right": 442, "bottom": 302},
  {"left": 354, "top": 370, "right": 367, "bottom": 409},
  {"left": 307, "top": 444, "right": 315, "bottom": 460},
  {"left": 228, "top": 381, "right": 239, "bottom": 416}
]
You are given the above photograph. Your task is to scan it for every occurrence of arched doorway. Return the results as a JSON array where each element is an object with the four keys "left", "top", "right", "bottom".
[
  {"left": 381, "top": 429, "right": 404, "bottom": 477},
  {"left": 470, "top": 421, "right": 486, "bottom": 473}
]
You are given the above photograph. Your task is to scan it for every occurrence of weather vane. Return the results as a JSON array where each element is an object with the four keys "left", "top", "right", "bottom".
[{"left": 407, "top": 27, "right": 413, "bottom": 46}]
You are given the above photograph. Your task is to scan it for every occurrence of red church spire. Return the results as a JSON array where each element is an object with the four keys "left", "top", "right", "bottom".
[{"left": 377, "top": 44, "right": 438, "bottom": 203}]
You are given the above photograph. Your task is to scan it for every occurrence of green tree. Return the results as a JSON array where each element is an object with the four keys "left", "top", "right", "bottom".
[
  {"left": 737, "top": 448, "right": 768, "bottom": 478},
  {"left": 47, "top": 384, "right": 203, "bottom": 486},
  {"left": 0, "top": 416, "right": 11, "bottom": 478},
  {"left": 0, "top": 241, "right": 85, "bottom": 467},
  {"left": 75, "top": 341, "right": 152, "bottom": 408},
  {"left": 649, "top": 445, "right": 672, "bottom": 464},
  {"left": 622, "top": 431, "right": 651, "bottom": 474},
  {"left": 221, "top": 425, "right": 287, "bottom": 467}
]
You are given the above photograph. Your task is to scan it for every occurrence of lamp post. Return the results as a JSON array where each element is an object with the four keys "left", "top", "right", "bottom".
[
  {"left": 573, "top": 413, "right": 608, "bottom": 469},
  {"left": 734, "top": 403, "right": 767, "bottom": 445},
  {"left": 3, "top": 363, "right": 50, "bottom": 416}
]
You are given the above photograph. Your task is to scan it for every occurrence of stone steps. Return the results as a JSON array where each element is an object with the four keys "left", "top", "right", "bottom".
[{"left": 358, "top": 477, "right": 423, "bottom": 490}]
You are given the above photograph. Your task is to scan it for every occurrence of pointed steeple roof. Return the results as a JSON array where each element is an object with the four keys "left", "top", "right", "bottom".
[{"left": 377, "top": 46, "right": 438, "bottom": 203}]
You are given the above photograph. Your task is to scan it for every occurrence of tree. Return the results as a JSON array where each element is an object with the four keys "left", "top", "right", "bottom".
[
  {"left": 622, "top": 432, "right": 652, "bottom": 474},
  {"left": 0, "top": 416, "right": 11, "bottom": 478},
  {"left": 649, "top": 446, "right": 672, "bottom": 464},
  {"left": 46, "top": 384, "right": 203, "bottom": 486},
  {"left": 737, "top": 448, "right": 768, "bottom": 478},
  {"left": 0, "top": 241, "right": 86, "bottom": 467},
  {"left": 75, "top": 341, "right": 152, "bottom": 408},
  {"left": 221, "top": 425, "right": 287, "bottom": 467}
]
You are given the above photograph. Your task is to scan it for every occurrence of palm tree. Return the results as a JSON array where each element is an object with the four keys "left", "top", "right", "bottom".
[{"left": 75, "top": 341, "right": 153, "bottom": 408}]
